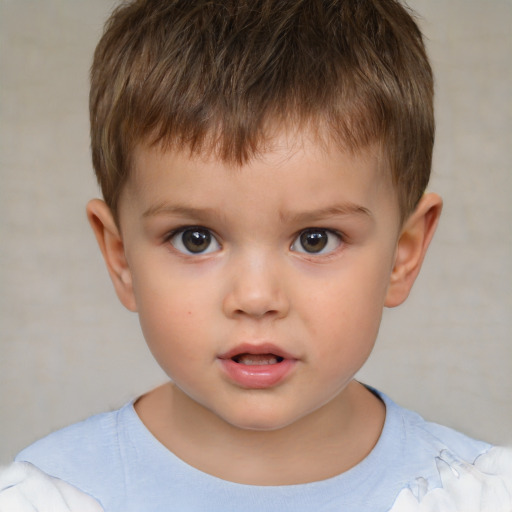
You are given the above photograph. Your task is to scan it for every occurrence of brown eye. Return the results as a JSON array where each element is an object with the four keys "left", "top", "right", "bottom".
[
  {"left": 170, "top": 227, "right": 220, "bottom": 254},
  {"left": 300, "top": 230, "right": 328, "bottom": 253},
  {"left": 291, "top": 228, "right": 342, "bottom": 255}
]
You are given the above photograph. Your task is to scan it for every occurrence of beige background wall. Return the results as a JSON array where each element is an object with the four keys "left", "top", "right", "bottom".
[{"left": 0, "top": 0, "right": 511, "bottom": 464}]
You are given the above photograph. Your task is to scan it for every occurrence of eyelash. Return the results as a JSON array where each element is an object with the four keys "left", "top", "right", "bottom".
[
  {"left": 166, "top": 226, "right": 221, "bottom": 255},
  {"left": 290, "top": 228, "right": 343, "bottom": 256},
  {"left": 164, "top": 226, "right": 344, "bottom": 257}
]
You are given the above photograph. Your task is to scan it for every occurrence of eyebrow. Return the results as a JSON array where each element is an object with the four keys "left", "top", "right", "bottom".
[
  {"left": 143, "top": 202, "right": 372, "bottom": 223},
  {"left": 281, "top": 204, "right": 372, "bottom": 224},
  {"left": 142, "top": 203, "right": 219, "bottom": 220}
]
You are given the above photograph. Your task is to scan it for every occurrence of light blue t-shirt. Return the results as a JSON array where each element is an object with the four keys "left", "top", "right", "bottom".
[{"left": 16, "top": 390, "right": 490, "bottom": 512}]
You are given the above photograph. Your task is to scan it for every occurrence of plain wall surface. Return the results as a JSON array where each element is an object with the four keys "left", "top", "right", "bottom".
[{"left": 0, "top": 0, "right": 511, "bottom": 464}]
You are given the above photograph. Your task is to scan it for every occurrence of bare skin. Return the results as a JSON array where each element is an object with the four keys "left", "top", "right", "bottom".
[
  {"left": 135, "top": 380, "right": 385, "bottom": 485},
  {"left": 88, "top": 130, "right": 441, "bottom": 487}
]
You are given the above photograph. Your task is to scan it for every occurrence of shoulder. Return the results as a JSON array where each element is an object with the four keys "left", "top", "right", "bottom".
[
  {"left": 16, "top": 407, "right": 122, "bottom": 468},
  {"left": 372, "top": 389, "right": 493, "bottom": 495},
  {"left": 15, "top": 403, "right": 133, "bottom": 502},
  {"left": 391, "top": 396, "right": 490, "bottom": 461}
]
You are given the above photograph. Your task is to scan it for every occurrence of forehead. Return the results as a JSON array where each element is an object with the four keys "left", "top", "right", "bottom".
[
  {"left": 133, "top": 128, "right": 385, "bottom": 183},
  {"left": 120, "top": 129, "right": 399, "bottom": 231},
  {"left": 134, "top": 125, "right": 390, "bottom": 179}
]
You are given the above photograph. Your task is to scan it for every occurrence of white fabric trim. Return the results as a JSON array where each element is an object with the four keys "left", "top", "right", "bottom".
[
  {"left": 389, "top": 446, "right": 512, "bottom": 512},
  {"left": 0, "top": 462, "right": 104, "bottom": 512}
]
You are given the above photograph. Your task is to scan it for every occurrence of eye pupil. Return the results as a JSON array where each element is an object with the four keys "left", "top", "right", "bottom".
[
  {"left": 182, "top": 229, "right": 211, "bottom": 253},
  {"left": 300, "top": 230, "right": 328, "bottom": 253}
]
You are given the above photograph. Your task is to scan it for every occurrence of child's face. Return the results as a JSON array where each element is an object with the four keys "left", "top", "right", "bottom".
[{"left": 112, "top": 132, "right": 403, "bottom": 431}]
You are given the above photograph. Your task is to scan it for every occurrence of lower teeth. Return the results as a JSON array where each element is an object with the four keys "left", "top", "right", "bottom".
[
  {"left": 234, "top": 355, "right": 283, "bottom": 365},
  {"left": 242, "top": 357, "right": 277, "bottom": 365}
]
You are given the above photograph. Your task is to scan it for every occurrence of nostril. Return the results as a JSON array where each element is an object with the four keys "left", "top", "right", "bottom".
[
  {"left": 233, "top": 308, "right": 280, "bottom": 318},
  {"left": 222, "top": 272, "right": 289, "bottom": 319}
]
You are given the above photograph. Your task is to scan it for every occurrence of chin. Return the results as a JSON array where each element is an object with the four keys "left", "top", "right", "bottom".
[
  {"left": 218, "top": 404, "right": 309, "bottom": 433},
  {"left": 231, "top": 419, "right": 290, "bottom": 432}
]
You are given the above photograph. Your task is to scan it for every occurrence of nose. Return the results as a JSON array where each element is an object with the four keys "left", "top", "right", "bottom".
[{"left": 222, "top": 252, "right": 289, "bottom": 320}]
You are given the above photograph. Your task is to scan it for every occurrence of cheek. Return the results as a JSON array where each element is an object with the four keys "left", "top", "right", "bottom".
[
  {"left": 138, "top": 306, "right": 209, "bottom": 384},
  {"left": 132, "top": 273, "right": 216, "bottom": 368},
  {"left": 133, "top": 262, "right": 216, "bottom": 321},
  {"left": 301, "top": 263, "right": 389, "bottom": 357}
]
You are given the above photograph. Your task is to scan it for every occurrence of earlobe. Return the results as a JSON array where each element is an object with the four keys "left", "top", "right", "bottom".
[
  {"left": 385, "top": 193, "right": 443, "bottom": 308},
  {"left": 86, "top": 199, "right": 137, "bottom": 312}
]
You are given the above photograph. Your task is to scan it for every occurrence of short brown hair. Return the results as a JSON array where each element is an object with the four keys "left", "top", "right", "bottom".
[{"left": 90, "top": 0, "right": 434, "bottom": 221}]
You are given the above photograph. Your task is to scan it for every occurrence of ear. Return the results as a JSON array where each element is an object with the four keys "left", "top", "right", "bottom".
[
  {"left": 385, "top": 193, "right": 443, "bottom": 307},
  {"left": 86, "top": 199, "right": 137, "bottom": 312}
]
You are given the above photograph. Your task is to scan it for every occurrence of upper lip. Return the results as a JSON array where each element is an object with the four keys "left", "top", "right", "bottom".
[{"left": 218, "top": 343, "right": 297, "bottom": 361}]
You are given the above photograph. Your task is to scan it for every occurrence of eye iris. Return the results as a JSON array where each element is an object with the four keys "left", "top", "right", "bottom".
[
  {"left": 300, "top": 230, "right": 328, "bottom": 253},
  {"left": 182, "top": 229, "right": 211, "bottom": 253}
]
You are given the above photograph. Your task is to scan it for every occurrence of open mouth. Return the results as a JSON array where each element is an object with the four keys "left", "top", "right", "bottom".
[
  {"left": 231, "top": 353, "right": 285, "bottom": 366},
  {"left": 218, "top": 345, "right": 296, "bottom": 388}
]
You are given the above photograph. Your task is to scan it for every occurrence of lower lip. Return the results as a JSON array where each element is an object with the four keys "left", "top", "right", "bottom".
[{"left": 218, "top": 358, "right": 297, "bottom": 389}]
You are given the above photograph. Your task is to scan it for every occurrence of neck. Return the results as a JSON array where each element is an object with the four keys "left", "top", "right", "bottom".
[{"left": 135, "top": 380, "right": 385, "bottom": 485}]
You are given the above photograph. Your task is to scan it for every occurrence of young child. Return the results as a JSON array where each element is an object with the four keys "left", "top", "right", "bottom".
[{"left": 5, "top": 0, "right": 511, "bottom": 510}]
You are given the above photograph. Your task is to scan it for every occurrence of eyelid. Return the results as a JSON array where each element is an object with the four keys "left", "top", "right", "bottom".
[
  {"left": 290, "top": 228, "right": 343, "bottom": 255},
  {"left": 166, "top": 225, "right": 221, "bottom": 255}
]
